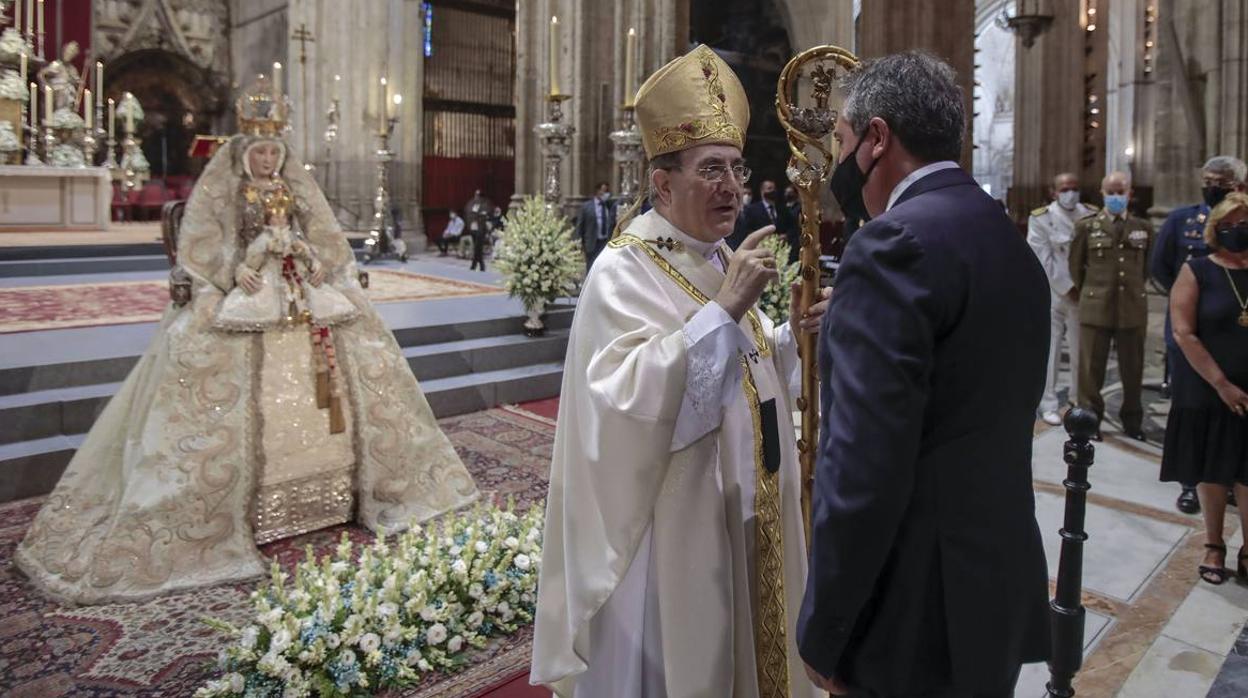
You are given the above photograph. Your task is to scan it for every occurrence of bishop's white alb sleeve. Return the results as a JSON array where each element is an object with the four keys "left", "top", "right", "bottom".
[{"left": 671, "top": 301, "right": 753, "bottom": 451}]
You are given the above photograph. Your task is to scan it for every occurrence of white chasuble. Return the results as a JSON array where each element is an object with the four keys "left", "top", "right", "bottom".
[{"left": 531, "top": 210, "right": 819, "bottom": 698}]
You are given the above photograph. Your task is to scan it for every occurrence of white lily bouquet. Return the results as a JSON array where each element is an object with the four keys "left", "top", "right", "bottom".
[
  {"left": 494, "top": 195, "right": 583, "bottom": 313},
  {"left": 759, "top": 233, "right": 801, "bottom": 324},
  {"left": 196, "top": 500, "right": 544, "bottom": 698}
]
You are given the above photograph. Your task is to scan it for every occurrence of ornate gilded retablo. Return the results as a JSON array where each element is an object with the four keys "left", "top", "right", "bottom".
[{"left": 634, "top": 44, "right": 749, "bottom": 159}]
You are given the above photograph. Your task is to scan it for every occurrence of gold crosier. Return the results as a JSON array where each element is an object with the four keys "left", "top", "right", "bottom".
[{"left": 776, "top": 45, "right": 860, "bottom": 548}]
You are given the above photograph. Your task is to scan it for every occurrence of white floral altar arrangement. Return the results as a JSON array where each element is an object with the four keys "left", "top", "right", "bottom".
[
  {"left": 48, "top": 107, "right": 84, "bottom": 130},
  {"left": 0, "top": 27, "right": 31, "bottom": 65},
  {"left": 0, "top": 120, "right": 19, "bottom": 153},
  {"left": 117, "top": 91, "right": 145, "bottom": 124},
  {"left": 49, "top": 142, "right": 84, "bottom": 167},
  {"left": 0, "top": 68, "right": 26, "bottom": 101},
  {"left": 759, "top": 233, "right": 801, "bottom": 324},
  {"left": 196, "top": 500, "right": 544, "bottom": 697},
  {"left": 494, "top": 195, "right": 583, "bottom": 314}
]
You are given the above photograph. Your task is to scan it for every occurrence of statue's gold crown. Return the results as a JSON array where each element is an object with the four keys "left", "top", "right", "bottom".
[
  {"left": 235, "top": 75, "right": 289, "bottom": 138},
  {"left": 634, "top": 45, "right": 750, "bottom": 159}
]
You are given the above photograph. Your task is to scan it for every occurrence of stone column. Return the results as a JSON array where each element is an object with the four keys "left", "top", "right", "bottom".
[
  {"left": 282, "top": 0, "right": 424, "bottom": 241},
  {"left": 780, "top": 0, "right": 855, "bottom": 56},
  {"left": 513, "top": 0, "right": 682, "bottom": 211},
  {"left": 1105, "top": 0, "right": 1160, "bottom": 210},
  {"left": 1151, "top": 0, "right": 1248, "bottom": 211},
  {"left": 857, "top": 0, "right": 976, "bottom": 167},
  {"left": 1009, "top": 4, "right": 1107, "bottom": 220}
]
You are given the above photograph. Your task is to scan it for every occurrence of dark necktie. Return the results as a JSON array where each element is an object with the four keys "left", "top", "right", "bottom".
[{"left": 767, "top": 203, "right": 775, "bottom": 222}]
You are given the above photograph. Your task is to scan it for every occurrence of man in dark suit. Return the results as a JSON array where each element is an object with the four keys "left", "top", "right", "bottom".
[
  {"left": 575, "top": 181, "right": 616, "bottom": 270},
  {"left": 735, "top": 179, "right": 799, "bottom": 260},
  {"left": 799, "top": 51, "right": 1051, "bottom": 698}
]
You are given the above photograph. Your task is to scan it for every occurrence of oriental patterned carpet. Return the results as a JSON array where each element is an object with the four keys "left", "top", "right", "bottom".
[
  {"left": 0, "top": 270, "right": 502, "bottom": 334},
  {"left": 0, "top": 406, "right": 555, "bottom": 697}
]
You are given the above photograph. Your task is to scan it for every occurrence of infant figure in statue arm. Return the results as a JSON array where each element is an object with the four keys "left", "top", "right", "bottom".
[{"left": 217, "top": 139, "right": 357, "bottom": 330}]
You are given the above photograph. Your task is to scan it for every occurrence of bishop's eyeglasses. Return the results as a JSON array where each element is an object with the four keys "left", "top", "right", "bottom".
[{"left": 695, "top": 163, "right": 752, "bottom": 184}]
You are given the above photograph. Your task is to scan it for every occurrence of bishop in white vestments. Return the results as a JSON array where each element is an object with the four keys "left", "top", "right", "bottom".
[{"left": 531, "top": 45, "right": 827, "bottom": 698}]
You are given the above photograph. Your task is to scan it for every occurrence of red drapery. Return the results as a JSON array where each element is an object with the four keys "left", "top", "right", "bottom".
[
  {"left": 422, "top": 156, "right": 514, "bottom": 243},
  {"left": 4, "top": 0, "right": 94, "bottom": 83}
]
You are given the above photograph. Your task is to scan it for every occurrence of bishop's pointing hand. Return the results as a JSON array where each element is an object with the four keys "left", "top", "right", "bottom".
[{"left": 716, "top": 225, "right": 779, "bottom": 322}]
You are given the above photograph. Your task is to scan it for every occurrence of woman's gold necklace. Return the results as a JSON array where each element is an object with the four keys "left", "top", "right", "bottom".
[{"left": 1224, "top": 265, "right": 1248, "bottom": 327}]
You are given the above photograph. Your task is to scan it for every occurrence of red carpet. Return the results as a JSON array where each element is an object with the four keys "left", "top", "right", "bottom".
[
  {"left": 514, "top": 397, "right": 560, "bottom": 422},
  {"left": 1, "top": 408, "right": 552, "bottom": 697},
  {"left": 0, "top": 270, "right": 501, "bottom": 334}
]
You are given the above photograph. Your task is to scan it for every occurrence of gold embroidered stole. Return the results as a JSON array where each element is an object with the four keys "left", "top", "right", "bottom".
[{"left": 608, "top": 233, "right": 790, "bottom": 696}]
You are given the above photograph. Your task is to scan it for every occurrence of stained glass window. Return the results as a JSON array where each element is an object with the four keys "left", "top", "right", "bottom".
[{"left": 423, "top": 2, "right": 434, "bottom": 58}]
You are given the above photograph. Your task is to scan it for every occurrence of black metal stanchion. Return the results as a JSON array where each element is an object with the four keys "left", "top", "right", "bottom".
[{"left": 1047, "top": 407, "right": 1098, "bottom": 698}]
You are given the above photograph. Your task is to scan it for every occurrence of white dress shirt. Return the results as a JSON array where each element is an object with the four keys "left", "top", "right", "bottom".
[{"left": 885, "top": 160, "right": 961, "bottom": 212}]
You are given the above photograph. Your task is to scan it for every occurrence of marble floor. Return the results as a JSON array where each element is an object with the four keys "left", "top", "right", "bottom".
[{"left": 1020, "top": 399, "right": 1248, "bottom": 697}]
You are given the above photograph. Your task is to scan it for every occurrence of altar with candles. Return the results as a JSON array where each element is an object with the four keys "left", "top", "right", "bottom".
[{"left": 0, "top": 163, "right": 109, "bottom": 230}]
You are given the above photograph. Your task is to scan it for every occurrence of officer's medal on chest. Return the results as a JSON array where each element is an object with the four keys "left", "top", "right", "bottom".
[{"left": 1227, "top": 266, "right": 1248, "bottom": 328}]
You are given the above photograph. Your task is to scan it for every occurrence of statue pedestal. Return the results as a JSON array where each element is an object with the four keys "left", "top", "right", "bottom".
[{"left": 0, "top": 165, "right": 111, "bottom": 231}]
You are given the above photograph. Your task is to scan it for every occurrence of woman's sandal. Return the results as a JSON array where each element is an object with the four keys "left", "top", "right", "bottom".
[{"left": 1199, "top": 543, "right": 1228, "bottom": 585}]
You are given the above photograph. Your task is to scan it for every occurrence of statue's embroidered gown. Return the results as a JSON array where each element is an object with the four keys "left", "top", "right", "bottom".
[{"left": 15, "top": 136, "right": 479, "bottom": 605}]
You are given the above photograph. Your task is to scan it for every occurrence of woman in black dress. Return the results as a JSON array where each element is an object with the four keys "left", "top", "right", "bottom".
[{"left": 1161, "top": 192, "right": 1248, "bottom": 585}]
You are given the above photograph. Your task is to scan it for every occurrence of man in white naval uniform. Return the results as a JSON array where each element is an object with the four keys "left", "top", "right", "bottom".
[
  {"left": 530, "top": 45, "right": 829, "bottom": 698},
  {"left": 1027, "top": 172, "right": 1097, "bottom": 425}
]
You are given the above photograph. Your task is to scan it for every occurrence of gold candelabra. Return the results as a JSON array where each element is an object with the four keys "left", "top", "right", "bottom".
[{"left": 775, "top": 44, "right": 860, "bottom": 546}]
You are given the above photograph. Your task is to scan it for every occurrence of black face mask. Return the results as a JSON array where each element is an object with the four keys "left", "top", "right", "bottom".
[
  {"left": 1203, "top": 186, "right": 1232, "bottom": 209},
  {"left": 829, "top": 134, "right": 879, "bottom": 226},
  {"left": 1216, "top": 223, "right": 1248, "bottom": 253}
]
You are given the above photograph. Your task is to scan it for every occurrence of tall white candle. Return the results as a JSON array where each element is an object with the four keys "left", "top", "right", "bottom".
[
  {"left": 14, "top": 0, "right": 20, "bottom": 37},
  {"left": 24, "top": 0, "right": 31, "bottom": 36},
  {"left": 379, "top": 76, "right": 387, "bottom": 133},
  {"left": 549, "top": 16, "right": 560, "bottom": 96},
  {"left": 272, "top": 61, "right": 283, "bottom": 100},
  {"left": 35, "top": 0, "right": 42, "bottom": 39},
  {"left": 28, "top": 82, "right": 36, "bottom": 130},
  {"left": 624, "top": 28, "right": 637, "bottom": 107},
  {"left": 124, "top": 93, "right": 133, "bottom": 133},
  {"left": 333, "top": 74, "right": 341, "bottom": 101},
  {"left": 19, "top": 52, "right": 26, "bottom": 87},
  {"left": 43, "top": 84, "right": 50, "bottom": 122},
  {"left": 83, "top": 89, "right": 92, "bottom": 128},
  {"left": 96, "top": 61, "right": 103, "bottom": 97},
  {"left": 107, "top": 97, "right": 115, "bottom": 139}
]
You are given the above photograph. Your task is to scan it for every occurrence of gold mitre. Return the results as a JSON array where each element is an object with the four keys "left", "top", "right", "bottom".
[
  {"left": 635, "top": 44, "right": 750, "bottom": 159},
  {"left": 235, "top": 75, "right": 290, "bottom": 138}
]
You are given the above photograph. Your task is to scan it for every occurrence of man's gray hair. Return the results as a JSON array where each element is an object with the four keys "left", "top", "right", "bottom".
[
  {"left": 841, "top": 51, "right": 966, "bottom": 163},
  {"left": 1203, "top": 155, "right": 1247, "bottom": 183},
  {"left": 646, "top": 151, "right": 684, "bottom": 206}
]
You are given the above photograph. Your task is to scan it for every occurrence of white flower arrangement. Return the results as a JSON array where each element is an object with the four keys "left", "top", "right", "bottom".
[
  {"left": 759, "top": 233, "right": 801, "bottom": 324},
  {"left": 48, "top": 107, "right": 84, "bottom": 130},
  {"left": 0, "top": 68, "right": 26, "bottom": 101},
  {"left": 117, "top": 92, "right": 145, "bottom": 123},
  {"left": 0, "top": 121, "right": 19, "bottom": 153},
  {"left": 196, "top": 500, "right": 544, "bottom": 698},
  {"left": 493, "top": 196, "right": 584, "bottom": 312},
  {"left": 49, "top": 143, "right": 84, "bottom": 167},
  {"left": 0, "top": 27, "right": 31, "bottom": 65}
]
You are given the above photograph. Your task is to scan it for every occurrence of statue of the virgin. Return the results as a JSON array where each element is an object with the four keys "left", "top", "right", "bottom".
[{"left": 15, "top": 77, "right": 479, "bottom": 605}]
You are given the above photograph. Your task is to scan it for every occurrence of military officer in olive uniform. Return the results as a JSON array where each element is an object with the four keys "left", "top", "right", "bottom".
[
  {"left": 1150, "top": 155, "right": 1246, "bottom": 513},
  {"left": 1070, "top": 171, "right": 1154, "bottom": 440}
]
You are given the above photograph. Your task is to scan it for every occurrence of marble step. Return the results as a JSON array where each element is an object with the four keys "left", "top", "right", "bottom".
[
  {"left": 0, "top": 254, "right": 172, "bottom": 277},
  {"left": 0, "top": 248, "right": 382, "bottom": 278},
  {"left": 0, "top": 360, "right": 566, "bottom": 503},
  {"left": 0, "top": 308, "right": 574, "bottom": 397},
  {"left": 0, "top": 330, "right": 570, "bottom": 445}
]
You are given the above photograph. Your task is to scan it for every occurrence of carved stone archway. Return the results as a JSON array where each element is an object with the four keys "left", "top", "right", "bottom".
[{"left": 104, "top": 49, "right": 229, "bottom": 177}]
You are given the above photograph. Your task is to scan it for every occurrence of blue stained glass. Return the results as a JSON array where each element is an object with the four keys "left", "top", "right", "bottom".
[{"left": 423, "top": 3, "right": 433, "bottom": 58}]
